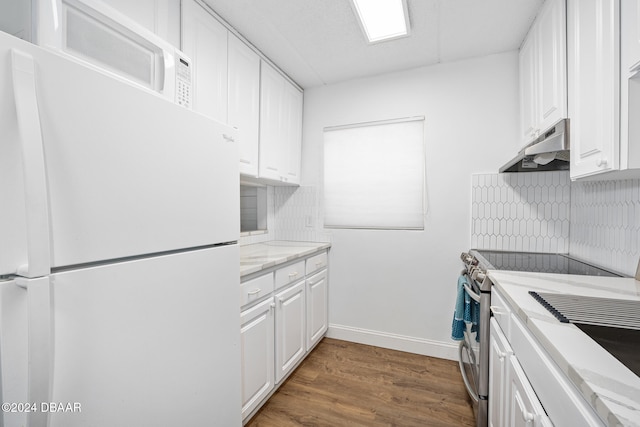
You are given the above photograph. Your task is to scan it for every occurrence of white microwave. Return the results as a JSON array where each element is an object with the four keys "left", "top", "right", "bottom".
[{"left": 8, "top": 0, "right": 192, "bottom": 108}]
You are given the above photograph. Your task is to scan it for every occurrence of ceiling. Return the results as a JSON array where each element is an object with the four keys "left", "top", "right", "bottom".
[{"left": 203, "top": 0, "right": 545, "bottom": 89}]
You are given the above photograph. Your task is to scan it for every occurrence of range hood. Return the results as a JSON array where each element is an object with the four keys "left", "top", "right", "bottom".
[{"left": 500, "top": 119, "right": 570, "bottom": 173}]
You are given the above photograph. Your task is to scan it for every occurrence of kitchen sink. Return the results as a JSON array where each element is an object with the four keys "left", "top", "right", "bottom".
[{"left": 574, "top": 323, "right": 640, "bottom": 377}]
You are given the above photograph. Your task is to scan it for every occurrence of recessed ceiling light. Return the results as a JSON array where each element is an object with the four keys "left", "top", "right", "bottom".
[{"left": 351, "top": 0, "right": 410, "bottom": 44}]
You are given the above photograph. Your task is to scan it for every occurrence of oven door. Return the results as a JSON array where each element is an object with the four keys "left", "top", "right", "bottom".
[{"left": 459, "top": 323, "right": 480, "bottom": 408}]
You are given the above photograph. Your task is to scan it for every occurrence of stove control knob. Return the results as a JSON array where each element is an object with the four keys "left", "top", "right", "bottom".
[
  {"left": 472, "top": 269, "right": 486, "bottom": 282},
  {"left": 460, "top": 252, "right": 477, "bottom": 265}
]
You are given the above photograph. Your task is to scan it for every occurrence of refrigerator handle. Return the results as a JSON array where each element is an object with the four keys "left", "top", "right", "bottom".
[
  {"left": 11, "top": 49, "right": 52, "bottom": 278},
  {"left": 15, "top": 277, "right": 53, "bottom": 427}
]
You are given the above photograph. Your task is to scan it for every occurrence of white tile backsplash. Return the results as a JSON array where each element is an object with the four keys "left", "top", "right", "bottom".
[
  {"left": 239, "top": 185, "right": 331, "bottom": 246},
  {"left": 570, "top": 178, "right": 640, "bottom": 276},
  {"left": 470, "top": 170, "right": 640, "bottom": 276},
  {"left": 471, "top": 171, "right": 571, "bottom": 252},
  {"left": 273, "top": 186, "right": 332, "bottom": 243}
]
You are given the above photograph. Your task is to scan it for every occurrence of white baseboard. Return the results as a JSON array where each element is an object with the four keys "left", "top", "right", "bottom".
[{"left": 326, "top": 324, "right": 459, "bottom": 361}]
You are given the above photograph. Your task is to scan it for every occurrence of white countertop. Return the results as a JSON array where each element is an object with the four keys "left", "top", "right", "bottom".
[
  {"left": 240, "top": 240, "right": 331, "bottom": 277},
  {"left": 488, "top": 270, "right": 640, "bottom": 426}
]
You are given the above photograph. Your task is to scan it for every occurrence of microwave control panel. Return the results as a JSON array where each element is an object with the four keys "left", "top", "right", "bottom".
[{"left": 175, "top": 55, "right": 192, "bottom": 109}]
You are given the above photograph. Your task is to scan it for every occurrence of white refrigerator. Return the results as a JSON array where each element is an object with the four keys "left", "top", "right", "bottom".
[{"left": 0, "top": 31, "right": 242, "bottom": 427}]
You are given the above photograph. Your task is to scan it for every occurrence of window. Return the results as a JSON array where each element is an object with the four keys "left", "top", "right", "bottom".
[{"left": 323, "top": 117, "right": 425, "bottom": 230}]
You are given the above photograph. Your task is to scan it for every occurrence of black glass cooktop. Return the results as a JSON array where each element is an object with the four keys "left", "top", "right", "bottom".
[{"left": 474, "top": 250, "right": 621, "bottom": 277}]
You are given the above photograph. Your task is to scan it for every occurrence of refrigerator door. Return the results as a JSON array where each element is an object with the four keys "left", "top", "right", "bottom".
[
  {"left": 1, "top": 245, "right": 242, "bottom": 427},
  {"left": 0, "top": 32, "right": 239, "bottom": 276}
]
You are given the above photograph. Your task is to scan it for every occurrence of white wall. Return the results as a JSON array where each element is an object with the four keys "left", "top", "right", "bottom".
[{"left": 301, "top": 51, "right": 521, "bottom": 359}]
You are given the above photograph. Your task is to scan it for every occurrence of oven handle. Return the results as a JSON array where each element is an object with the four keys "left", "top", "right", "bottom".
[
  {"left": 458, "top": 341, "right": 479, "bottom": 404},
  {"left": 463, "top": 279, "right": 481, "bottom": 303}
]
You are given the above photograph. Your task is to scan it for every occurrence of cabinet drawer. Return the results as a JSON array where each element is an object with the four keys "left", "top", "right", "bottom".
[
  {"left": 490, "top": 288, "right": 512, "bottom": 339},
  {"left": 275, "top": 260, "right": 305, "bottom": 290},
  {"left": 240, "top": 273, "right": 274, "bottom": 307},
  {"left": 306, "top": 251, "right": 327, "bottom": 276},
  {"left": 510, "top": 314, "right": 603, "bottom": 426}
]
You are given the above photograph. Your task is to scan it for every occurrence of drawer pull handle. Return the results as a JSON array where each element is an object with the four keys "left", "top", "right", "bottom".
[
  {"left": 489, "top": 305, "right": 502, "bottom": 316},
  {"left": 288, "top": 272, "right": 298, "bottom": 278},
  {"left": 316, "top": 262, "right": 322, "bottom": 267},
  {"left": 247, "top": 288, "right": 261, "bottom": 295}
]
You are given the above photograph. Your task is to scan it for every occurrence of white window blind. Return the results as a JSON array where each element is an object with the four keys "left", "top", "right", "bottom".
[{"left": 323, "top": 117, "right": 425, "bottom": 230}]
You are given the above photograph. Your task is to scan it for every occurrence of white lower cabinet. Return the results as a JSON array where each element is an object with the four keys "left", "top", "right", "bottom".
[
  {"left": 306, "top": 269, "right": 328, "bottom": 350},
  {"left": 274, "top": 280, "right": 306, "bottom": 383},
  {"left": 490, "top": 316, "right": 552, "bottom": 427},
  {"left": 240, "top": 249, "right": 329, "bottom": 421},
  {"left": 489, "top": 319, "right": 513, "bottom": 427},
  {"left": 490, "top": 288, "right": 603, "bottom": 427},
  {"left": 240, "top": 298, "right": 275, "bottom": 419},
  {"left": 508, "top": 357, "right": 553, "bottom": 427}
]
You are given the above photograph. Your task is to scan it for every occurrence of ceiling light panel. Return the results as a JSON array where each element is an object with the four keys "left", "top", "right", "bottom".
[{"left": 352, "top": 0, "right": 410, "bottom": 43}]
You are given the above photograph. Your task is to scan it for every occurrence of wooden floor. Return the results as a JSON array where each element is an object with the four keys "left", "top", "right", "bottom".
[{"left": 246, "top": 338, "right": 475, "bottom": 427}]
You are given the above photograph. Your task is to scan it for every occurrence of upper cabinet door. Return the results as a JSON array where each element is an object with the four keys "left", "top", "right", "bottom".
[
  {"left": 283, "top": 81, "right": 303, "bottom": 185},
  {"left": 621, "top": 0, "right": 640, "bottom": 170},
  {"left": 228, "top": 35, "right": 261, "bottom": 177},
  {"left": 519, "top": 34, "right": 538, "bottom": 145},
  {"left": 181, "top": 0, "right": 228, "bottom": 123},
  {"left": 100, "top": 0, "right": 177, "bottom": 45},
  {"left": 259, "top": 62, "right": 303, "bottom": 185},
  {"left": 568, "top": 0, "right": 620, "bottom": 179},
  {"left": 519, "top": 0, "right": 567, "bottom": 147},
  {"left": 537, "top": 0, "right": 568, "bottom": 132},
  {"left": 259, "top": 62, "right": 286, "bottom": 182}
]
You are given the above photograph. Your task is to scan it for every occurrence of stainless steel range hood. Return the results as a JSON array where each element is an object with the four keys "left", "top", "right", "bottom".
[{"left": 500, "top": 119, "right": 570, "bottom": 173}]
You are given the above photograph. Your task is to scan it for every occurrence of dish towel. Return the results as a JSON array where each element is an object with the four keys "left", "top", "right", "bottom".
[{"left": 451, "top": 275, "right": 480, "bottom": 342}]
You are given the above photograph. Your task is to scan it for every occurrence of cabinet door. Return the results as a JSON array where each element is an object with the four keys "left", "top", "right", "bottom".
[
  {"left": 622, "top": 0, "right": 640, "bottom": 72},
  {"left": 489, "top": 319, "right": 513, "bottom": 427},
  {"left": 259, "top": 62, "right": 286, "bottom": 181},
  {"left": 228, "top": 35, "right": 260, "bottom": 177},
  {"left": 274, "top": 280, "right": 306, "bottom": 383},
  {"left": 241, "top": 297, "right": 275, "bottom": 420},
  {"left": 283, "top": 80, "right": 303, "bottom": 185},
  {"left": 101, "top": 0, "right": 173, "bottom": 43},
  {"left": 621, "top": 0, "right": 640, "bottom": 170},
  {"left": 508, "top": 357, "right": 551, "bottom": 427},
  {"left": 306, "top": 269, "right": 328, "bottom": 350},
  {"left": 181, "top": 0, "right": 228, "bottom": 123},
  {"left": 520, "top": 33, "right": 538, "bottom": 145},
  {"left": 537, "top": 0, "right": 567, "bottom": 132},
  {"left": 568, "top": 0, "right": 620, "bottom": 179}
]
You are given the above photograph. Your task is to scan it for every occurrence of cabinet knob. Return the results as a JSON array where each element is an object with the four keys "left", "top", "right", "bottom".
[
  {"left": 522, "top": 411, "right": 535, "bottom": 424},
  {"left": 222, "top": 133, "right": 235, "bottom": 143},
  {"left": 596, "top": 158, "right": 608, "bottom": 167}
]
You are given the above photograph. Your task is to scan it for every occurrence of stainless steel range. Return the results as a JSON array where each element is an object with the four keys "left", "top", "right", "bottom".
[{"left": 457, "top": 250, "right": 620, "bottom": 427}]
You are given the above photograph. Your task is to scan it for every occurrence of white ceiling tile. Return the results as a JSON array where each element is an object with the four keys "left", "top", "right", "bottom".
[{"left": 204, "top": 0, "right": 544, "bottom": 88}]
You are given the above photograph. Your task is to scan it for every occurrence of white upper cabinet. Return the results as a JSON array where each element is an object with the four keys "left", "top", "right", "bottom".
[
  {"left": 568, "top": 0, "right": 620, "bottom": 179},
  {"left": 520, "top": 34, "right": 538, "bottom": 144},
  {"left": 181, "top": 0, "right": 228, "bottom": 123},
  {"left": 520, "top": 0, "right": 567, "bottom": 146},
  {"left": 179, "top": 0, "right": 304, "bottom": 184},
  {"left": 228, "top": 34, "right": 261, "bottom": 177},
  {"left": 621, "top": 0, "right": 640, "bottom": 171},
  {"left": 259, "top": 62, "right": 303, "bottom": 185},
  {"left": 283, "top": 80, "right": 303, "bottom": 184},
  {"left": 101, "top": 0, "right": 179, "bottom": 46}
]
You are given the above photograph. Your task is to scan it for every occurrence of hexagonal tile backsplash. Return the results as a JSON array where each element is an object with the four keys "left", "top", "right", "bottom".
[
  {"left": 471, "top": 171, "right": 571, "bottom": 253},
  {"left": 472, "top": 171, "right": 640, "bottom": 276},
  {"left": 571, "top": 179, "right": 640, "bottom": 276}
]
